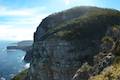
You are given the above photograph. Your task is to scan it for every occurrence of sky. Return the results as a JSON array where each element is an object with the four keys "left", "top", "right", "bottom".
[{"left": 0, "top": 0, "right": 120, "bottom": 41}]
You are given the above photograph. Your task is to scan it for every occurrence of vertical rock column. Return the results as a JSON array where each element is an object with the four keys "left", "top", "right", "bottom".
[{"left": 28, "top": 41, "right": 81, "bottom": 80}]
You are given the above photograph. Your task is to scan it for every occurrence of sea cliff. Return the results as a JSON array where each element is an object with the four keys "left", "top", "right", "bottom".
[{"left": 12, "top": 6, "right": 120, "bottom": 80}]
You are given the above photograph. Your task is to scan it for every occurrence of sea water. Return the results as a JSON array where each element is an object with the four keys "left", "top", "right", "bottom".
[{"left": 0, "top": 41, "right": 29, "bottom": 80}]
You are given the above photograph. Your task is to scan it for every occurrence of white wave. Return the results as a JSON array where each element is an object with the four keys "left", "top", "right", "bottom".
[
  {"left": 24, "top": 63, "right": 30, "bottom": 69},
  {"left": 21, "top": 56, "right": 25, "bottom": 61},
  {"left": 0, "top": 77, "right": 6, "bottom": 80}
]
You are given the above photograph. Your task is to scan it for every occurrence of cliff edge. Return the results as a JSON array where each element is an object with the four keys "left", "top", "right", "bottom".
[{"left": 13, "top": 6, "right": 120, "bottom": 80}]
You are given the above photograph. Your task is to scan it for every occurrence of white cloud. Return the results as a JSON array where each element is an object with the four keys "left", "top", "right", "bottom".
[
  {"left": 63, "top": 0, "right": 99, "bottom": 6},
  {"left": 0, "top": 6, "right": 49, "bottom": 26},
  {"left": 0, "top": 6, "right": 6, "bottom": 11},
  {"left": 0, "top": 25, "right": 35, "bottom": 40},
  {"left": 0, "top": 6, "right": 47, "bottom": 16},
  {"left": 0, "top": 6, "right": 49, "bottom": 40},
  {"left": 4, "top": 15, "right": 46, "bottom": 25},
  {"left": 64, "top": 0, "right": 76, "bottom": 5}
]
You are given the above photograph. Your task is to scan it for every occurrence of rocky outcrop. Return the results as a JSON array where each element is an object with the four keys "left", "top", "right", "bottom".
[
  {"left": 24, "top": 47, "right": 33, "bottom": 63},
  {"left": 27, "top": 38, "right": 102, "bottom": 80},
  {"left": 25, "top": 6, "right": 120, "bottom": 80},
  {"left": 27, "top": 40, "right": 100, "bottom": 80},
  {"left": 72, "top": 26, "right": 120, "bottom": 80},
  {"left": 72, "top": 53, "right": 115, "bottom": 80},
  {"left": 28, "top": 41, "right": 78, "bottom": 80}
]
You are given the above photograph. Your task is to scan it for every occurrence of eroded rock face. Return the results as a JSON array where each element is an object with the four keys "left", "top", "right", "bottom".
[
  {"left": 28, "top": 41, "right": 77, "bottom": 80},
  {"left": 27, "top": 40, "right": 99, "bottom": 80}
]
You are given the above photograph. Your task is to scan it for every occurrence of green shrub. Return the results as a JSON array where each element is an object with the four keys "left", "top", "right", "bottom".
[
  {"left": 113, "top": 56, "right": 120, "bottom": 64},
  {"left": 102, "top": 36, "right": 113, "bottom": 44},
  {"left": 80, "top": 62, "right": 92, "bottom": 72}
]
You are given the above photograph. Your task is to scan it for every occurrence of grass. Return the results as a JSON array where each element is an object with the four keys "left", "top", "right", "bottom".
[
  {"left": 89, "top": 57, "right": 120, "bottom": 80},
  {"left": 11, "top": 69, "right": 28, "bottom": 80}
]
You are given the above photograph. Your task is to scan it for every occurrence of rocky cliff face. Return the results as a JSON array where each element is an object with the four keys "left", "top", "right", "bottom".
[
  {"left": 73, "top": 26, "right": 120, "bottom": 80},
  {"left": 27, "top": 40, "right": 98, "bottom": 80},
  {"left": 26, "top": 6, "right": 120, "bottom": 80}
]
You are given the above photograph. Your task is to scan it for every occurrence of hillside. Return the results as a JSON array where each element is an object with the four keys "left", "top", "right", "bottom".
[
  {"left": 34, "top": 6, "right": 120, "bottom": 41},
  {"left": 7, "top": 40, "right": 33, "bottom": 51},
  {"left": 12, "top": 6, "right": 120, "bottom": 80}
]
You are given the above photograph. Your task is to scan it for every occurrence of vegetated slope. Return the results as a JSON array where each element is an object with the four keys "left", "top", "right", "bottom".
[{"left": 35, "top": 6, "right": 120, "bottom": 41}]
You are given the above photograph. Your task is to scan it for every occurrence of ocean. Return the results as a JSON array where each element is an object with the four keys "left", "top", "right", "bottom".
[{"left": 0, "top": 41, "right": 29, "bottom": 80}]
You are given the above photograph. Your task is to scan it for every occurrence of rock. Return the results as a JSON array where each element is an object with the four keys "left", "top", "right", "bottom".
[
  {"left": 73, "top": 26, "right": 120, "bottom": 80},
  {"left": 24, "top": 47, "right": 33, "bottom": 63},
  {"left": 24, "top": 6, "right": 120, "bottom": 80},
  {"left": 72, "top": 62, "right": 92, "bottom": 80},
  {"left": 91, "top": 53, "right": 115, "bottom": 76}
]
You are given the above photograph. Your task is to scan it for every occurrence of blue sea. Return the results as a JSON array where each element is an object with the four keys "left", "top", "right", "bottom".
[{"left": 0, "top": 41, "right": 29, "bottom": 80}]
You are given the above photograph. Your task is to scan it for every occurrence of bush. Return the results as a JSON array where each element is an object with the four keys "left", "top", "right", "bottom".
[{"left": 102, "top": 36, "right": 113, "bottom": 44}]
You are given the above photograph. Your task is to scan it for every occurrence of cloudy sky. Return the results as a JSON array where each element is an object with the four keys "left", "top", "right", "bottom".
[{"left": 0, "top": 0, "right": 120, "bottom": 41}]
